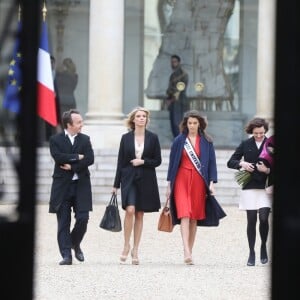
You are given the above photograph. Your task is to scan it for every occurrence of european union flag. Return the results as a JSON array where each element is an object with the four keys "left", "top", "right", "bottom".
[{"left": 3, "top": 21, "right": 22, "bottom": 113}]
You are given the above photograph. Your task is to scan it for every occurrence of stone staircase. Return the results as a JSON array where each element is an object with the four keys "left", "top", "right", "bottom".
[{"left": 0, "top": 147, "right": 240, "bottom": 205}]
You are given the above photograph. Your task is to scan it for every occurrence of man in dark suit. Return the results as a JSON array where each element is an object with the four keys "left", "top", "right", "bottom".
[
  {"left": 49, "top": 109, "right": 94, "bottom": 265},
  {"left": 166, "top": 54, "right": 189, "bottom": 138}
]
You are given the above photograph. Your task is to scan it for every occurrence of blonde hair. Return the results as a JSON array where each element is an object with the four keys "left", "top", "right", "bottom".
[{"left": 125, "top": 106, "right": 150, "bottom": 130}]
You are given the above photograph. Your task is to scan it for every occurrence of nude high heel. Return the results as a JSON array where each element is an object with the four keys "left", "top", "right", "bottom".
[
  {"left": 119, "top": 245, "right": 130, "bottom": 263},
  {"left": 184, "top": 257, "right": 194, "bottom": 265},
  {"left": 131, "top": 250, "right": 139, "bottom": 265},
  {"left": 184, "top": 249, "right": 194, "bottom": 265}
]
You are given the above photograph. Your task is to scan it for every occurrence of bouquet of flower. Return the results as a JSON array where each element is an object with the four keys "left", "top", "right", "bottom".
[
  {"left": 259, "top": 135, "right": 275, "bottom": 168},
  {"left": 234, "top": 169, "right": 251, "bottom": 188}
]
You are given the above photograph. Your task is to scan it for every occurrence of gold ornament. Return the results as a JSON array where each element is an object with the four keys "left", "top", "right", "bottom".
[
  {"left": 176, "top": 81, "right": 185, "bottom": 91},
  {"left": 195, "top": 82, "right": 204, "bottom": 92}
]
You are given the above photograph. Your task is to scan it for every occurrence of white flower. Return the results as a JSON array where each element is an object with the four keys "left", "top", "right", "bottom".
[{"left": 234, "top": 169, "right": 251, "bottom": 188}]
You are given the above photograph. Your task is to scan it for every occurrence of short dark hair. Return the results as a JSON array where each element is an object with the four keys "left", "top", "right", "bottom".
[
  {"left": 245, "top": 117, "right": 269, "bottom": 134},
  {"left": 62, "top": 109, "right": 80, "bottom": 129},
  {"left": 171, "top": 54, "right": 181, "bottom": 62}
]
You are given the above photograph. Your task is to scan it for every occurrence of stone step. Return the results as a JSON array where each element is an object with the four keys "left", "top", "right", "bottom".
[{"left": 0, "top": 147, "right": 240, "bottom": 205}]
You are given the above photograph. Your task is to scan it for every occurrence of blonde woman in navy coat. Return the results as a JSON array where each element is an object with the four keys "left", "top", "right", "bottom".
[{"left": 112, "top": 107, "right": 161, "bottom": 265}]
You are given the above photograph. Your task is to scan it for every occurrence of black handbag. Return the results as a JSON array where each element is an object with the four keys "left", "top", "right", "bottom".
[
  {"left": 198, "top": 193, "right": 227, "bottom": 227},
  {"left": 99, "top": 193, "right": 122, "bottom": 232}
]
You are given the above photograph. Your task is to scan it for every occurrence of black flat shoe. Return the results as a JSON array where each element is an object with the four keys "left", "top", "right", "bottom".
[
  {"left": 261, "top": 257, "right": 268, "bottom": 264},
  {"left": 72, "top": 245, "right": 84, "bottom": 262},
  {"left": 247, "top": 253, "right": 255, "bottom": 266},
  {"left": 59, "top": 256, "right": 72, "bottom": 265},
  {"left": 260, "top": 245, "right": 268, "bottom": 264}
]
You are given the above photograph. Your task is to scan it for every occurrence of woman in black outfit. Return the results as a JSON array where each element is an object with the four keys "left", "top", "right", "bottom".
[
  {"left": 112, "top": 107, "right": 161, "bottom": 265},
  {"left": 227, "top": 118, "right": 272, "bottom": 266}
]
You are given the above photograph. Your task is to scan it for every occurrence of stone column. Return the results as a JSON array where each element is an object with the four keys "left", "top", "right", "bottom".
[
  {"left": 256, "top": 0, "right": 276, "bottom": 133},
  {"left": 83, "top": 0, "right": 126, "bottom": 149}
]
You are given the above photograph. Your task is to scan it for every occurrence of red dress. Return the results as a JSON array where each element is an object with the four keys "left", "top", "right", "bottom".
[{"left": 174, "top": 135, "right": 206, "bottom": 220}]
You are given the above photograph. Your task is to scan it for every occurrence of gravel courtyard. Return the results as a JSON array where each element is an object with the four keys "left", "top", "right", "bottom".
[{"left": 32, "top": 203, "right": 272, "bottom": 300}]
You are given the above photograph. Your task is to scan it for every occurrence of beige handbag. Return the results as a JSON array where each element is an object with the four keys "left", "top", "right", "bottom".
[{"left": 157, "top": 200, "right": 174, "bottom": 232}]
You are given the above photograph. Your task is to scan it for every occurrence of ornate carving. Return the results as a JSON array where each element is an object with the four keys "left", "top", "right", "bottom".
[
  {"left": 47, "top": 1, "right": 80, "bottom": 63},
  {"left": 146, "top": 0, "right": 236, "bottom": 111}
]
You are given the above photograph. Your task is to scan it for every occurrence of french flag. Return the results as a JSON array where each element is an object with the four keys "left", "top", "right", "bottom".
[{"left": 37, "top": 20, "right": 57, "bottom": 126}]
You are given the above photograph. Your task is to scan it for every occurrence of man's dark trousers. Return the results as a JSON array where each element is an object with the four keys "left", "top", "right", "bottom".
[{"left": 56, "top": 181, "right": 89, "bottom": 259}]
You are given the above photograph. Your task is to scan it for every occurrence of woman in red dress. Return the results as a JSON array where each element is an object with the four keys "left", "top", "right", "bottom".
[
  {"left": 166, "top": 110, "right": 218, "bottom": 265},
  {"left": 174, "top": 134, "right": 206, "bottom": 220}
]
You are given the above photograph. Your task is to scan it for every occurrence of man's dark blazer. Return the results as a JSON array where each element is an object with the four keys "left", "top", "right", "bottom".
[
  {"left": 227, "top": 136, "right": 268, "bottom": 190},
  {"left": 49, "top": 131, "right": 94, "bottom": 213},
  {"left": 113, "top": 130, "right": 161, "bottom": 212}
]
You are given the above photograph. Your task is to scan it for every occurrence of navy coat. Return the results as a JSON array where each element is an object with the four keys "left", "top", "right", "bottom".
[
  {"left": 167, "top": 133, "right": 218, "bottom": 225},
  {"left": 49, "top": 132, "right": 94, "bottom": 213},
  {"left": 113, "top": 130, "right": 161, "bottom": 212},
  {"left": 227, "top": 136, "right": 268, "bottom": 189}
]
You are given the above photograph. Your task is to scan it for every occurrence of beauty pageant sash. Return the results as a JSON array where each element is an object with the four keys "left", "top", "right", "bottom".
[{"left": 184, "top": 138, "right": 203, "bottom": 178}]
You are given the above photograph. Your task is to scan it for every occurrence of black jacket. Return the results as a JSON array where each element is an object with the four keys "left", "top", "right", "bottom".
[
  {"left": 113, "top": 130, "right": 161, "bottom": 212},
  {"left": 49, "top": 131, "right": 94, "bottom": 213},
  {"left": 227, "top": 136, "right": 268, "bottom": 189}
]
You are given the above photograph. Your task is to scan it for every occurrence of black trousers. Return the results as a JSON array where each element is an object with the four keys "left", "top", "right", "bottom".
[
  {"left": 168, "top": 98, "right": 188, "bottom": 138},
  {"left": 56, "top": 181, "right": 89, "bottom": 258}
]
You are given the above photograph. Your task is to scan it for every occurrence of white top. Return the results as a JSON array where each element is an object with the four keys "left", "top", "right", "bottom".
[
  {"left": 65, "top": 129, "right": 78, "bottom": 180},
  {"left": 255, "top": 141, "right": 263, "bottom": 149},
  {"left": 135, "top": 140, "right": 144, "bottom": 159}
]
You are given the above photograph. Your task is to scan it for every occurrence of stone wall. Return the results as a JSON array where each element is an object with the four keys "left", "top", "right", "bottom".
[{"left": 0, "top": 147, "right": 240, "bottom": 205}]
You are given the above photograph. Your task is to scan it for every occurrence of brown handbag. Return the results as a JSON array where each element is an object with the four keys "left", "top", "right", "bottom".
[{"left": 158, "top": 200, "right": 174, "bottom": 232}]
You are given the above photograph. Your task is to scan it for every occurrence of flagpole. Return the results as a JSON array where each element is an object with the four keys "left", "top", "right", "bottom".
[
  {"left": 18, "top": 4, "right": 21, "bottom": 21},
  {"left": 42, "top": 1, "right": 47, "bottom": 21},
  {"left": 37, "top": 1, "right": 58, "bottom": 126}
]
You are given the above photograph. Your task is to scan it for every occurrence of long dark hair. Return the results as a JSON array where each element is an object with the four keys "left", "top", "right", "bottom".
[{"left": 179, "top": 110, "right": 213, "bottom": 142}]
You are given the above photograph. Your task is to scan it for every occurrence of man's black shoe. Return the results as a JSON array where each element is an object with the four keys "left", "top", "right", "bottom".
[
  {"left": 59, "top": 257, "right": 72, "bottom": 265},
  {"left": 72, "top": 245, "right": 84, "bottom": 262}
]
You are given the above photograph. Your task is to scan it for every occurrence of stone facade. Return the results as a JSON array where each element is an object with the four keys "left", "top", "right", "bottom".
[{"left": 0, "top": 147, "right": 241, "bottom": 205}]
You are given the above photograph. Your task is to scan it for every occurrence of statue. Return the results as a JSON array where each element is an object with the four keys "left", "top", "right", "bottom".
[{"left": 146, "top": 0, "right": 235, "bottom": 111}]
